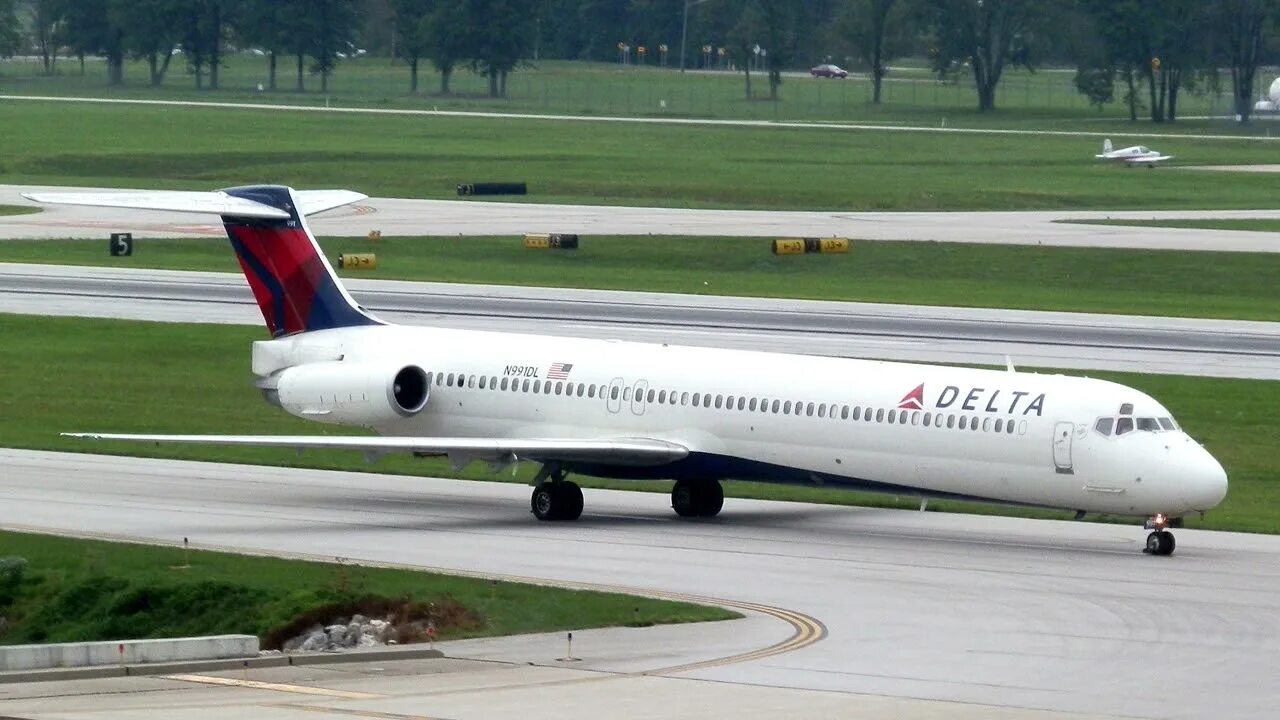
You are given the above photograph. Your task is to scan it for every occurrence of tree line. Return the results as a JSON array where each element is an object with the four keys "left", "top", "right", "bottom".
[{"left": 3, "top": 0, "right": 1280, "bottom": 120}]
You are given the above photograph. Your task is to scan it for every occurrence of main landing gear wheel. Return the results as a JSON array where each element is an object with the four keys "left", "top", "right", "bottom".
[
  {"left": 530, "top": 481, "right": 583, "bottom": 521},
  {"left": 1145, "top": 530, "right": 1176, "bottom": 556},
  {"left": 671, "top": 478, "right": 724, "bottom": 518}
]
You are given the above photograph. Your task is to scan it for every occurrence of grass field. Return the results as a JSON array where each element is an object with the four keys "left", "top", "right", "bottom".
[
  {"left": 0, "top": 529, "right": 733, "bottom": 646},
  {"left": 0, "top": 56, "right": 1269, "bottom": 131},
  {"left": 7, "top": 235, "right": 1280, "bottom": 321},
  {"left": 4, "top": 101, "right": 1280, "bottom": 212},
  {"left": 0, "top": 205, "right": 39, "bottom": 216},
  {"left": 1063, "top": 218, "right": 1280, "bottom": 232},
  {"left": 1, "top": 313, "right": 1275, "bottom": 533}
]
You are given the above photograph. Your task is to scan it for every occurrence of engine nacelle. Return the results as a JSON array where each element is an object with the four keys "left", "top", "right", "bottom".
[{"left": 265, "top": 361, "right": 430, "bottom": 427}]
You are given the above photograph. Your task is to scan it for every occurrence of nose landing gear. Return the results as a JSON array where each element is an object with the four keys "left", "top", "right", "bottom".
[{"left": 1143, "top": 513, "right": 1177, "bottom": 556}]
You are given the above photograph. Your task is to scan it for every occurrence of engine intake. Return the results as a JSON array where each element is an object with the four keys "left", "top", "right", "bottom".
[{"left": 266, "top": 361, "right": 431, "bottom": 427}]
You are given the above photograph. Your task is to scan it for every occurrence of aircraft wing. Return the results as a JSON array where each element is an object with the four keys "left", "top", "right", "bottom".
[
  {"left": 63, "top": 433, "right": 689, "bottom": 467},
  {"left": 1125, "top": 155, "right": 1172, "bottom": 164},
  {"left": 21, "top": 189, "right": 367, "bottom": 218}
]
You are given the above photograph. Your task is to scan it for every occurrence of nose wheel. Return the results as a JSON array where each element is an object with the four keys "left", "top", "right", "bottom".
[
  {"left": 1143, "top": 514, "right": 1176, "bottom": 556},
  {"left": 1145, "top": 531, "right": 1175, "bottom": 556}
]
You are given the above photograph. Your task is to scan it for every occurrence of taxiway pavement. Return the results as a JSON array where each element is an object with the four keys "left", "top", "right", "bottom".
[
  {"left": 2, "top": 263, "right": 1276, "bottom": 380},
  {"left": 4, "top": 184, "right": 1280, "bottom": 252},
  {"left": 2, "top": 449, "right": 1277, "bottom": 720}
]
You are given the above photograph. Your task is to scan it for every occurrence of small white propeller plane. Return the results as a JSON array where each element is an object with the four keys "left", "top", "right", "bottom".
[
  {"left": 1095, "top": 139, "right": 1173, "bottom": 168},
  {"left": 23, "top": 185, "right": 1227, "bottom": 556}
]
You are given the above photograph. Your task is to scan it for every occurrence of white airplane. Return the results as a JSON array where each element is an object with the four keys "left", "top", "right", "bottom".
[
  {"left": 24, "top": 185, "right": 1228, "bottom": 556},
  {"left": 1095, "top": 139, "right": 1173, "bottom": 167}
]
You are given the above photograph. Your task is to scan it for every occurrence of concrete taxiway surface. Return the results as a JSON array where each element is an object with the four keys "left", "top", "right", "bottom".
[
  {"left": 2, "top": 263, "right": 1276, "bottom": 379},
  {"left": 2, "top": 449, "right": 1277, "bottom": 720},
  {"left": 4, "top": 184, "right": 1280, "bottom": 252}
]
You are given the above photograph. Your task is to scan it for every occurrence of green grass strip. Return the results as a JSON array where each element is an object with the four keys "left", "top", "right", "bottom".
[
  {"left": 0, "top": 205, "right": 39, "bottom": 217},
  {"left": 6, "top": 99, "right": 1280, "bottom": 211},
  {"left": 0, "top": 529, "right": 734, "bottom": 647},
  {"left": 1, "top": 313, "right": 1276, "bottom": 533},
  {"left": 7, "top": 235, "right": 1280, "bottom": 321}
]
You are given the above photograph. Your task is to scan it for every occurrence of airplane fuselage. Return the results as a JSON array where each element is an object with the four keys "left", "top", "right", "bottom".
[{"left": 254, "top": 324, "right": 1227, "bottom": 518}]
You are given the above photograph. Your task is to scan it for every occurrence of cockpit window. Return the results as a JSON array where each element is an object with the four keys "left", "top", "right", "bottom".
[
  {"left": 1119, "top": 403, "right": 1133, "bottom": 415},
  {"left": 1137, "top": 417, "right": 1159, "bottom": 432},
  {"left": 1158, "top": 417, "right": 1176, "bottom": 431},
  {"left": 1115, "top": 417, "right": 1134, "bottom": 435},
  {"left": 1094, "top": 417, "right": 1114, "bottom": 436}
]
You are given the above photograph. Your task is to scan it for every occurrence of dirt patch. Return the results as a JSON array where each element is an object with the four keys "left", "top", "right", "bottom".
[{"left": 264, "top": 595, "right": 481, "bottom": 650}]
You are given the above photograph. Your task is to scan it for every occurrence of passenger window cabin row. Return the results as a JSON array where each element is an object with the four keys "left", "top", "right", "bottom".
[{"left": 430, "top": 371, "right": 1027, "bottom": 436}]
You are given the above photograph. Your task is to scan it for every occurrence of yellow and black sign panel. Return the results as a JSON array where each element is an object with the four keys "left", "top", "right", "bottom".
[
  {"left": 773, "top": 237, "right": 849, "bottom": 255},
  {"left": 524, "top": 233, "right": 579, "bottom": 250},
  {"left": 815, "top": 237, "right": 849, "bottom": 254},
  {"left": 772, "top": 238, "right": 806, "bottom": 255},
  {"left": 338, "top": 253, "right": 377, "bottom": 270}
]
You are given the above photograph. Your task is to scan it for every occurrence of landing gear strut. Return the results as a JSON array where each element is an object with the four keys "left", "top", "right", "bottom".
[
  {"left": 1143, "top": 513, "right": 1176, "bottom": 556},
  {"left": 530, "top": 464, "right": 583, "bottom": 521},
  {"left": 672, "top": 478, "right": 724, "bottom": 518}
]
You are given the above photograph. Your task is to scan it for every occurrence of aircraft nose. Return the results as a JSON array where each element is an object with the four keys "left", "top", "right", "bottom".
[{"left": 1183, "top": 447, "right": 1228, "bottom": 511}]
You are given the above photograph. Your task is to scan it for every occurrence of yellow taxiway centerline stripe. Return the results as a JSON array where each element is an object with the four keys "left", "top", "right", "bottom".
[{"left": 162, "top": 673, "right": 382, "bottom": 700}]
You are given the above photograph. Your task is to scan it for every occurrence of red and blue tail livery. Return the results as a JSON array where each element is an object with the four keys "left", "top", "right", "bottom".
[
  {"left": 220, "top": 185, "right": 380, "bottom": 337},
  {"left": 20, "top": 184, "right": 379, "bottom": 337}
]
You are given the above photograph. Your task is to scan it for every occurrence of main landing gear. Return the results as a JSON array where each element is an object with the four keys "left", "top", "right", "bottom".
[
  {"left": 672, "top": 478, "right": 724, "bottom": 518},
  {"left": 1143, "top": 513, "right": 1177, "bottom": 556},
  {"left": 530, "top": 464, "right": 583, "bottom": 521}
]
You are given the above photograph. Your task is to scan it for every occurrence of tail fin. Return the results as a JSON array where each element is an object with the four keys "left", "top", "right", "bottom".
[
  {"left": 22, "top": 184, "right": 382, "bottom": 337},
  {"left": 1103, "top": 138, "right": 1113, "bottom": 154},
  {"left": 220, "top": 185, "right": 380, "bottom": 337}
]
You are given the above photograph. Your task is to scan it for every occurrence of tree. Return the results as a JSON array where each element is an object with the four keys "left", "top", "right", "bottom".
[
  {"left": 832, "top": 0, "right": 907, "bottom": 104},
  {"left": 468, "top": 0, "right": 535, "bottom": 97},
  {"left": 60, "top": 0, "right": 126, "bottom": 85},
  {"left": 29, "top": 0, "right": 65, "bottom": 73},
  {"left": 757, "top": 0, "right": 797, "bottom": 100},
  {"left": 0, "top": 0, "right": 18, "bottom": 59},
  {"left": 423, "top": 0, "right": 470, "bottom": 94},
  {"left": 235, "top": 0, "right": 293, "bottom": 91},
  {"left": 1216, "top": 0, "right": 1279, "bottom": 123},
  {"left": 728, "top": 0, "right": 765, "bottom": 99},
  {"left": 924, "top": 0, "right": 1045, "bottom": 111},
  {"left": 308, "top": 0, "right": 359, "bottom": 93},
  {"left": 392, "top": 0, "right": 434, "bottom": 93},
  {"left": 113, "top": 0, "right": 183, "bottom": 86}
]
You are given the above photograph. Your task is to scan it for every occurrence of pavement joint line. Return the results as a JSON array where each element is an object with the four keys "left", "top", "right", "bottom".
[
  {"left": 160, "top": 673, "right": 382, "bottom": 700},
  {"left": 279, "top": 705, "right": 453, "bottom": 720},
  {"left": 3, "top": 94, "right": 1278, "bottom": 143}
]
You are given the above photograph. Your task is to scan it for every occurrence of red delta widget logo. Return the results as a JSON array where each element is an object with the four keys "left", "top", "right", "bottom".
[{"left": 897, "top": 383, "right": 1046, "bottom": 416}]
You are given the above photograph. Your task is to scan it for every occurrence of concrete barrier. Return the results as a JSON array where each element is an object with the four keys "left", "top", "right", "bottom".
[{"left": 0, "top": 635, "right": 259, "bottom": 672}]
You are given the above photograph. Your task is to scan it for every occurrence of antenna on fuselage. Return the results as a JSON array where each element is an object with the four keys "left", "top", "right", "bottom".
[{"left": 1005, "top": 355, "right": 1016, "bottom": 373}]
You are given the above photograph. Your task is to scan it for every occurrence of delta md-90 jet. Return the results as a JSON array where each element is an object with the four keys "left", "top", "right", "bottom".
[{"left": 25, "top": 186, "right": 1227, "bottom": 556}]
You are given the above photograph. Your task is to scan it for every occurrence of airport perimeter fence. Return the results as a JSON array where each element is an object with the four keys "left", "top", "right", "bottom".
[{"left": 0, "top": 56, "right": 1268, "bottom": 123}]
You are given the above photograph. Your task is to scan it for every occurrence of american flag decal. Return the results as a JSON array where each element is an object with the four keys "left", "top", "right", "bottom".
[{"left": 547, "top": 362, "right": 573, "bottom": 380}]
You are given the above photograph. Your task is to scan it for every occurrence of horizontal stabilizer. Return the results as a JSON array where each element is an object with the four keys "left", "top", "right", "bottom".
[
  {"left": 63, "top": 433, "right": 689, "bottom": 467},
  {"left": 22, "top": 189, "right": 367, "bottom": 218}
]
